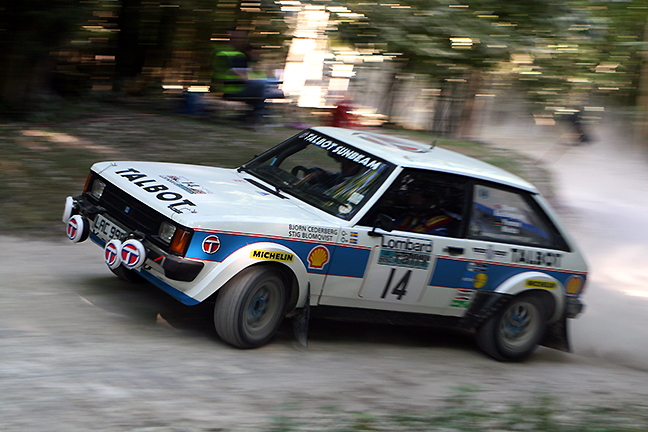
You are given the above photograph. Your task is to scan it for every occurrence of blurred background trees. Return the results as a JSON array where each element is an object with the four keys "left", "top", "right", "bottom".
[
  {"left": 0, "top": 0, "right": 88, "bottom": 115},
  {"left": 1, "top": 0, "right": 648, "bottom": 139}
]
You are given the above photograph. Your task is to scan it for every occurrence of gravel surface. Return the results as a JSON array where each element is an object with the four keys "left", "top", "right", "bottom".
[
  {"left": 2, "top": 114, "right": 648, "bottom": 431},
  {"left": 1, "top": 235, "right": 647, "bottom": 431}
]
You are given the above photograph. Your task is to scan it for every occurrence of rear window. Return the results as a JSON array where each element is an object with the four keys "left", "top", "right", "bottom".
[{"left": 468, "top": 184, "right": 566, "bottom": 250}]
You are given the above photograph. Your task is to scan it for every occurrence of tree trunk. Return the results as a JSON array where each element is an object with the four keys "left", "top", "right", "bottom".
[
  {"left": 0, "top": 1, "right": 80, "bottom": 116},
  {"left": 457, "top": 70, "right": 483, "bottom": 139},
  {"left": 113, "top": 0, "right": 146, "bottom": 92}
]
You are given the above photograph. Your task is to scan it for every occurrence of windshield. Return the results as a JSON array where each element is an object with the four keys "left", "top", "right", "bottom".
[{"left": 242, "top": 130, "right": 395, "bottom": 219}]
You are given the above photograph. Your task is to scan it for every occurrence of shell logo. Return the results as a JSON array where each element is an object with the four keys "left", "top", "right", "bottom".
[
  {"left": 473, "top": 273, "right": 488, "bottom": 289},
  {"left": 307, "top": 246, "right": 330, "bottom": 270},
  {"left": 565, "top": 275, "right": 584, "bottom": 295}
]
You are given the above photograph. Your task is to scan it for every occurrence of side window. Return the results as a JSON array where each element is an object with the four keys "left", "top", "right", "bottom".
[
  {"left": 468, "top": 185, "right": 562, "bottom": 248},
  {"left": 360, "top": 170, "right": 467, "bottom": 238}
]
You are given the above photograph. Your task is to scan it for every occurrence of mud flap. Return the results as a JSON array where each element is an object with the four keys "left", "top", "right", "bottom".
[
  {"left": 540, "top": 313, "right": 570, "bottom": 352},
  {"left": 292, "top": 289, "right": 310, "bottom": 347}
]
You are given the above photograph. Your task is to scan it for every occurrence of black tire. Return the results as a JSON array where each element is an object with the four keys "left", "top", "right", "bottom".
[
  {"left": 476, "top": 293, "right": 548, "bottom": 362},
  {"left": 214, "top": 266, "right": 287, "bottom": 348},
  {"left": 110, "top": 265, "right": 146, "bottom": 283}
]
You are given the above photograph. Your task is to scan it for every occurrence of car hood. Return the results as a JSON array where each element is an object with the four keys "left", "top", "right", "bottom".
[{"left": 92, "top": 161, "right": 332, "bottom": 228}]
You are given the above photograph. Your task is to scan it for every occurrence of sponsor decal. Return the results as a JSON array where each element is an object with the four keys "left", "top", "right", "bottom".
[
  {"left": 348, "top": 192, "right": 364, "bottom": 205},
  {"left": 250, "top": 250, "right": 295, "bottom": 263},
  {"left": 378, "top": 235, "right": 432, "bottom": 270},
  {"left": 493, "top": 204, "right": 525, "bottom": 221},
  {"left": 288, "top": 224, "right": 338, "bottom": 242},
  {"left": 467, "top": 262, "right": 488, "bottom": 273},
  {"left": 511, "top": 248, "right": 562, "bottom": 267},
  {"left": 496, "top": 218, "right": 522, "bottom": 234},
  {"left": 477, "top": 187, "right": 490, "bottom": 200},
  {"left": 307, "top": 246, "right": 330, "bottom": 269},
  {"left": 160, "top": 175, "right": 213, "bottom": 195},
  {"left": 202, "top": 235, "right": 221, "bottom": 254},
  {"left": 299, "top": 132, "right": 384, "bottom": 171},
  {"left": 461, "top": 272, "right": 489, "bottom": 289},
  {"left": 525, "top": 279, "right": 557, "bottom": 289},
  {"left": 472, "top": 245, "right": 508, "bottom": 260},
  {"left": 565, "top": 275, "right": 584, "bottom": 295},
  {"left": 114, "top": 168, "right": 197, "bottom": 214},
  {"left": 450, "top": 289, "right": 475, "bottom": 308},
  {"left": 338, "top": 204, "right": 353, "bottom": 214},
  {"left": 492, "top": 204, "right": 526, "bottom": 235},
  {"left": 473, "top": 273, "right": 488, "bottom": 289}
]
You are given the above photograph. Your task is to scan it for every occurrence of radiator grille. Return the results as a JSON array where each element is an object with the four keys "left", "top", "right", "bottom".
[{"left": 97, "top": 181, "right": 166, "bottom": 236}]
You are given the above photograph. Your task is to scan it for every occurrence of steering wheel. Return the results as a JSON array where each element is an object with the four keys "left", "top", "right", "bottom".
[
  {"left": 291, "top": 165, "right": 309, "bottom": 179},
  {"left": 292, "top": 167, "right": 330, "bottom": 186}
]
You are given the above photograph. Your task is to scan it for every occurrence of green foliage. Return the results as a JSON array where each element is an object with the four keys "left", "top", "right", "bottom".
[
  {"left": 329, "top": 0, "right": 648, "bottom": 109},
  {"left": 3, "top": 0, "right": 648, "bottom": 118},
  {"left": 334, "top": 1, "right": 581, "bottom": 75},
  {"left": 267, "top": 387, "right": 648, "bottom": 431}
]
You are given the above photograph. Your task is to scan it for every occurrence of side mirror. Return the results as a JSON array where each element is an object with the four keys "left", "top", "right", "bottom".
[{"left": 368, "top": 214, "right": 394, "bottom": 237}]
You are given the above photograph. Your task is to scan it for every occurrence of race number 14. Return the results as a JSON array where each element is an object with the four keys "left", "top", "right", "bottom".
[{"left": 380, "top": 268, "right": 411, "bottom": 300}]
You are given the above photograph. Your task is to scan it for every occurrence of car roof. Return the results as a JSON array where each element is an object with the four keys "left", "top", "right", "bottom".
[{"left": 312, "top": 126, "right": 537, "bottom": 193}]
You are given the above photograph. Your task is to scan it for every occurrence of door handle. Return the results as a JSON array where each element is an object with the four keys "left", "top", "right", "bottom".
[{"left": 446, "top": 246, "right": 464, "bottom": 255}]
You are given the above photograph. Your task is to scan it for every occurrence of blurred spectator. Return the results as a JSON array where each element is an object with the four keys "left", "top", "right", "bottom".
[
  {"left": 566, "top": 110, "right": 591, "bottom": 145},
  {"left": 211, "top": 29, "right": 283, "bottom": 122},
  {"left": 329, "top": 99, "right": 356, "bottom": 128}
]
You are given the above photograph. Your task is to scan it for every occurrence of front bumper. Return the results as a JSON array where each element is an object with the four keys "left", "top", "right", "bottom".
[{"left": 68, "top": 195, "right": 203, "bottom": 282}]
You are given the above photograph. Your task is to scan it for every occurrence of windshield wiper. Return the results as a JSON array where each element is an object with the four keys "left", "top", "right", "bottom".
[{"left": 244, "top": 177, "right": 287, "bottom": 199}]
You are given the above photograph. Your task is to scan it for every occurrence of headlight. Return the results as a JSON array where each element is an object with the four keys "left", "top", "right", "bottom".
[
  {"left": 90, "top": 179, "right": 106, "bottom": 200},
  {"left": 158, "top": 221, "right": 177, "bottom": 244}
]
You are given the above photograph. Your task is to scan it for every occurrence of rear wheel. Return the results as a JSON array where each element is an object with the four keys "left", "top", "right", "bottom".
[
  {"left": 476, "top": 293, "right": 548, "bottom": 361},
  {"left": 214, "top": 266, "right": 287, "bottom": 348}
]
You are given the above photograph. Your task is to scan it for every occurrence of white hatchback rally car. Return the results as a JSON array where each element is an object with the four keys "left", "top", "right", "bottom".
[{"left": 63, "top": 127, "right": 587, "bottom": 361}]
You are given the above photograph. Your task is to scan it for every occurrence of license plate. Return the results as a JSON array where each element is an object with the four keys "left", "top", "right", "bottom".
[{"left": 92, "top": 214, "right": 128, "bottom": 243}]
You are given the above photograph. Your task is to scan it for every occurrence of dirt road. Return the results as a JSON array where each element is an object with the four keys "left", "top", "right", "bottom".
[
  {"left": 1, "top": 235, "right": 647, "bottom": 430},
  {"left": 2, "top": 122, "right": 648, "bottom": 430}
]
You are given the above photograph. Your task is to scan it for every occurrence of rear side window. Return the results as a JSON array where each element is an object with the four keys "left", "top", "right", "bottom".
[{"left": 468, "top": 185, "right": 566, "bottom": 249}]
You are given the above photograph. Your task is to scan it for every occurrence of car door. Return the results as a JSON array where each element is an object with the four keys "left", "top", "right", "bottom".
[{"left": 318, "top": 169, "right": 471, "bottom": 315}]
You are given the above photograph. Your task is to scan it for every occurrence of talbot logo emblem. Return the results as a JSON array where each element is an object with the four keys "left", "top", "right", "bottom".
[
  {"left": 105, "top": 242, "right": 120, "bottom": 267},
  {"left": 66, "top": 218, "right": 79, "bottom": 240},
  {"left": 121, "top": 243, "right": 141, "bottom": 267},
  {"left": 202, "top": 235, "right": 221, "bottom": 254}
]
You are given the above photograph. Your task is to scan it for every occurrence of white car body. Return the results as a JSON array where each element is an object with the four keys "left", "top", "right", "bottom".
[{"left": 65, "top": 127, "right": 587, "bottom": 360}]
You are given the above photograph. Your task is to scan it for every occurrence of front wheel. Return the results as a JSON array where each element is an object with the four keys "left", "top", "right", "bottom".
[
  {"left": 214, "top": 266, "right": 287, "bottom": 348},
  {"left": 476, "top": 293, "right": 549, "bottom": 361}
]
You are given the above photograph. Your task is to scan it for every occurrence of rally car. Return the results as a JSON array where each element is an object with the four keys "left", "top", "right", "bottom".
[{"left": 63, "top": 127, "right": 587, "bottom": 361}]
